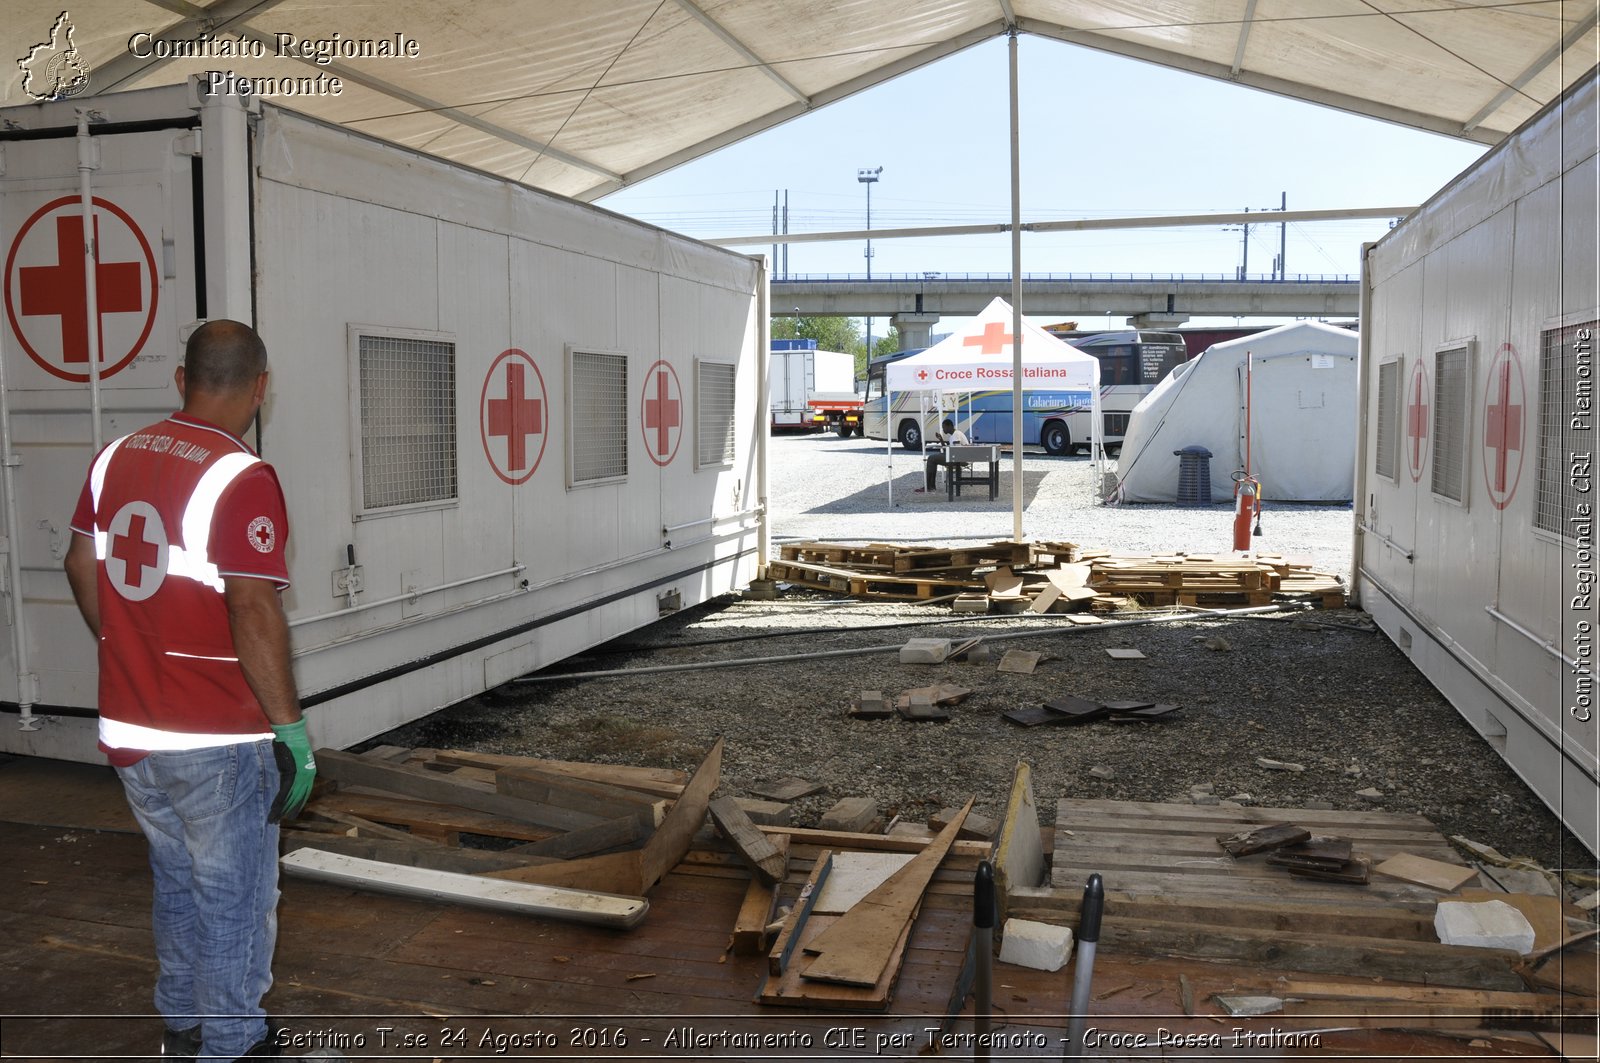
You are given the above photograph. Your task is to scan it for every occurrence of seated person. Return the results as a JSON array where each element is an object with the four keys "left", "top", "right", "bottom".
[{"left": 920, "top": 418, "right": 971, "bottom": 491}]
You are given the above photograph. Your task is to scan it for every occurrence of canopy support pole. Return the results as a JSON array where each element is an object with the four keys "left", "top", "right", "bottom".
[
  {"left": 886, "top": 387, "right": 894, "bottom": 508},
  {"left": 1008, "top": 27, "right": 1024, "bottom": 543}
]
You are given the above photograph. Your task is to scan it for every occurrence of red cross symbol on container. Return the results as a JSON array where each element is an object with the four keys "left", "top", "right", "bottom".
[
  {"left": 4, "top": 195, "right": 159, "bottom": 383},
  {"left": 641, "top": 360, "right": 682, "bottom": 466},
  {"left": 1482, "top": 343, "right": 1525, "bottom": 510},
  {"left": 478, "top": 349, "right": 547, "bottom": 485},
  {"left": 106, "top": 500, "right": 167, "bottom": 602},
  {"left": 1406, "top": 360, "right": 1430, "bottom": 483},
  {"left": 963, "top": 322, "right": 1013, "bottom": 355}
]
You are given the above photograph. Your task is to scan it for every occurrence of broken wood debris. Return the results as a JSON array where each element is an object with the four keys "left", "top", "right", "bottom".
[{"left": 766, "top": 540, "right": 1346, "bottom": 611}]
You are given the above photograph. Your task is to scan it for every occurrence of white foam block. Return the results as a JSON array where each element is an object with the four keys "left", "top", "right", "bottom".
[
  {"left": 899, "top": 638, "right": 951, "bottom": 664},
  {"left": 1434, "top": 899, "right": 1536, "bottom": 955},
  {"left": 998, "top": 918, "right": 1074, "bottom": 972}
]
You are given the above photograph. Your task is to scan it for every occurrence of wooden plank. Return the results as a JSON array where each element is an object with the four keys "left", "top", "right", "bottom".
[
  {"left": 798, "top": 799, "right": 971, "bottom": 987},
  {"left": 1007, "top": 886, "right": 1436, "bottom": 940},
  {"left": 1372, "top": 852, "right": 1479, "bottom": 891},
  {"left": 759, "top": 826, "right": 990, "bottom": 860},
  {"left": 306, "top": 791, "right": 555, "bottom": 843},
  {"left": 769, "top": 850, "right": 832, "bottom": 976},
  {"left": 758, "top": 910, "right": 913, "bottom": 1010},
  {"left": 303, "top": 807, "right": 426, "bottom": 844},
  {"left": 279, "top": 830, "right": 558, "bottom": 874},
  {"left": 483, "top": 737, "right": 723, "bottom": 896},
  {"left": 1096, "top": 917, "right": 1526, "bottom": 989},
  {"left": 502, "top": 814, "right": 645, "bottom": 860},
  {"left": 1219, "top": 823, "right": 1312, "bottom": 857},
  {"left": 280, "top": 848, "right": 648, "bottom": 928},
  {"left": 709, "top": 796, "right": 788, "bottom": 885},
  {"left": 317, "top": 749, "right": 607, "bottom": 833},
  {"left": 428, "top": 749, "right": 688, "bottom": 799},
  {"left": 731, "top": 875, "right": 779, "bottom": 956},
  {"left": 495, "top": 766, "right": 667, "bottom": 829},
  {"left": 1058, "top": 797, "right": 1439, "bottom": 831}
]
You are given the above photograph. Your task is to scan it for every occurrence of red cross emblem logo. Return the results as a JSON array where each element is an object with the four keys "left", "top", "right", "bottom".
[
  {"left": 641, "top": 360, "right": 682, "bottom": 467},
  {"left": 1482, "top": 343, "right": 1525, "bottom": 510},
  {"left": 4, "top": 195, "right": 159, "bottom": 382},
  {"left": 479, "top": 349, "right": 547, "bottom": 485},
  {"left": 105, "top": 500, "right": 167, "bottom": 602},
  {"left": 963, "top": 321, "right": 1013, "bottom": 355},
  {"left": 916, "top": 369, "right": 929, "bottom": 382},
  {"left": 1406, "top": 360, "right": 1430, "bottom": 483}
]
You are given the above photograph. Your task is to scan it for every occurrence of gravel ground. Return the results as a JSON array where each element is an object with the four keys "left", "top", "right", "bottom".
[{"left": 371, "top": 433, "right": 1589, "bottom": 879}]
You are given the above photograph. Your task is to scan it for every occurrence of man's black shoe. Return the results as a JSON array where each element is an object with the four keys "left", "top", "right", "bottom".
[{"left": 160, "top": 1025, "right": 202, "bottom": 1059}]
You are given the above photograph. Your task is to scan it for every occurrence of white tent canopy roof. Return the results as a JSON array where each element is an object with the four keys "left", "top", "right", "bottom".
[
  {"left": 886, "top": 296, "right": 1098, "bottom": 392},
  {"left": 7, "top": 1, "right": 1594, "bottom": 202}
]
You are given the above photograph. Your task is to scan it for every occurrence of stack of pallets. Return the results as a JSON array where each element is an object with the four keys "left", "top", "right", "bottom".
[{"left": 764, "top": 541, "right": 1345, "bottom": 611}]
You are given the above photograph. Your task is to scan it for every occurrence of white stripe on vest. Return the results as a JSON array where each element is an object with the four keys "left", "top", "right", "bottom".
[{"left": 91, "top": 437, "right": 261, "bottom": 593}]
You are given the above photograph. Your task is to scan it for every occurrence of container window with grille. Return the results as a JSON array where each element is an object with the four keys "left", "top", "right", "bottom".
[
  {"left": 1431, "top": 345, "right": 1470, "bottom": 504},
  {"left": 569, "top": 350, "right": 628, "bottom": 484},
  {"left": 1535, "top": 321, "right": 1597, "bottom": 537},
  {"left": 356, "top": 333, "right": 457, "bottom": 511},
  {"left": 1374, "top": 359, "right": 1400, "bottom": 481},
  {"left": 697, "top": 360, "right": 737, "bottom": 467}
]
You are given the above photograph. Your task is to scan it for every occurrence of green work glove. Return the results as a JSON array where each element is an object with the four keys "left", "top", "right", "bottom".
[{"left": 269, "top": 719, "right": 317, "bottom": 822}]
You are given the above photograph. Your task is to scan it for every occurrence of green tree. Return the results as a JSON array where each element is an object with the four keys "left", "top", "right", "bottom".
[{"left": 772, "top": 315, "right": 862, "bottom": 357}]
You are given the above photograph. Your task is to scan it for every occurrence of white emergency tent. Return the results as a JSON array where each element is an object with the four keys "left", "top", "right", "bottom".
[
  {"left": 883, "top": 297, "right": 1101, "bottom": 513},
  {"left": 1113, "top": 321, "right": 1359, "bottom": 504}
]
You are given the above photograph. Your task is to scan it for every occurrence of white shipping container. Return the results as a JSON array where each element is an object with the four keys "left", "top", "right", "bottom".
[
  {"left": 1355, "top": 72, "right": 1598, "bottom": 856},
  {"left": 0, "top": 80, "right": 769, "bottom": 762}
]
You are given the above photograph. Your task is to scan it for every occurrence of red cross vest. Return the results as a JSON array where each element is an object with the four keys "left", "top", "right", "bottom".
[{"left": 70, "top": 414, "right": 291, "bottom": 764}]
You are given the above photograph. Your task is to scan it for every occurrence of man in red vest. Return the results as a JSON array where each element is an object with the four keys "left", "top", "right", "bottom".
[{"left": 65, "top": 319, "right": 316, "bottom": 1060}]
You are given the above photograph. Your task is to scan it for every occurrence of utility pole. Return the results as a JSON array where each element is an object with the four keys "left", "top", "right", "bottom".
[
  {"left": 1238, "top": 207, "right": 1250, "bottom": 280},
  {"left": 858, "top": 166, "right": 882, "bottom": 359},
  {"left": 1278, "top": 191, "right": 1287, "bottom": 280}
]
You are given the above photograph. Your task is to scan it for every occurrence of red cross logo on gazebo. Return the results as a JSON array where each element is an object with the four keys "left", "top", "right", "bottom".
[
  {"left": 1482, "top": 343, "right": 1525, "bottom": 510},
  {"left": 4, "top": 195, "right": 159, "bottom": 383},
  {"left": 1406, "top": 360, "right": 1430, "bottom": 483},
  {"left": 641, "top": 360, "right": 682, "bottom": 466},
  {"left": 963, "top": 321, "right": 1013, "bottom": 355},
  {"left": 916, "top": 369, "right": 929, "bottom": 382},
  {"left": 106, "top": 500, "right": 167, "bottom": 602},
  {"left": 479, "top": 349, "right": 548, "bottom": 485}
]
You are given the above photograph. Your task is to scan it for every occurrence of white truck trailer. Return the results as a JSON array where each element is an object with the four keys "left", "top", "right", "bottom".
[
  {"left": 0, "top": 79, "right": 769, "bottom": 762},
  {"left": 1355, "top": 71, "right": 1597, "bottom": 856},
  {"left": 768, "top": 340, "right": 861, "bottom": 434}
]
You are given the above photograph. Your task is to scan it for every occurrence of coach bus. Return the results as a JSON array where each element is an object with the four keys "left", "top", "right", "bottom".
[{"left": 860, "top": 329, "right": 1187, "bottom": 453}]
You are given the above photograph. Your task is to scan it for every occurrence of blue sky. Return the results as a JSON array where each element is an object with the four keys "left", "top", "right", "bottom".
[{"left": 599, "top": 33, "right": 1487, "bottom": 329}]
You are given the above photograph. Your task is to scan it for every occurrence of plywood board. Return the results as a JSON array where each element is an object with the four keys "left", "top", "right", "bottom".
[
  {"left": 993, "top": 762, "right": 1045, "bottom": 917},
  {"left": 280, "top": 848, "right": 648, "bottom": 928},
  {"left": 812, "top": 853, "right": 914, "bottom": 914},
  {"left": 1372, "top": 852, "right": 1478, "bottom": 891}
]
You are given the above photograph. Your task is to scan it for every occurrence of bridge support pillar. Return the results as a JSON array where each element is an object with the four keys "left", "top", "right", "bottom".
[
  {"left": 891, "top": 312, "right": 941, "bottom": 350},
  {"left": 1130, "top": 311, "right": 1192, "bottom": 328}
]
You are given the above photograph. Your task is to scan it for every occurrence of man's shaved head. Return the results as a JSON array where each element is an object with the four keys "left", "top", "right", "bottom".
[{"left": 183, "top": 320, "right": 267, "bottom": 395}]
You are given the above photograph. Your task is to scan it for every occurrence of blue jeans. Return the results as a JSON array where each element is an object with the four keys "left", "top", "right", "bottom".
[{"left": 117, "top": 740, "right": 280, "bottom": 1060}]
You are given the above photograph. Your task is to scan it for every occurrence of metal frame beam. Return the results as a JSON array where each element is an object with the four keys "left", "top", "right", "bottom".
[
  {"left": 671, "top": 0, "right": 808, "bottom": 104},
  {"left": 90, "top": 0, "right": 289, "bottom": 93},
  {"left": 1231, "top": 0, "right": 1259, "bottom": 75},
  {"left": 581, "top": 21, "right": 1005, "bottom": 200},
  {"left": 1018, "top": 16, "right": 1503, "bottom": 145},
  {"left": 1461, "top": 4, "right": 1598, "bottom": 133}
]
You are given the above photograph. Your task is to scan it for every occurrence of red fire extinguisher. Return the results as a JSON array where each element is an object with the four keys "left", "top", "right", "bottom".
[{"left": 1233, "top": 473, "right": 1261, "bottom": 552}]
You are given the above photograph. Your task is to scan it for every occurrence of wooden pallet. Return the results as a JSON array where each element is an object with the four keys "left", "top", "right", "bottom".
[{"left": 1022, "top": 798, "right": 1530, "bottom": 991}]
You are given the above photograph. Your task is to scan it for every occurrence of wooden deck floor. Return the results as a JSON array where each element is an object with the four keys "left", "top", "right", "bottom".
[{"left": 0, "top": 758, "right": 1568, "bottom": 1061}]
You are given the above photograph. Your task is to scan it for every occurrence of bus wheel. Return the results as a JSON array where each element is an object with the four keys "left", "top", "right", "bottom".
[
  {"left": 1041, "top": 421, "right": 1071, "bottom": 456},
  {"left": 898, "top": 420, "right": 922, "bottom": 450}
]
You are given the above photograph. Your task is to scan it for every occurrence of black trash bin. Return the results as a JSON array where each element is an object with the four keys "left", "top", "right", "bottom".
[{"left": 1173, "top": 445, "right": 1214, "bottom": 506}]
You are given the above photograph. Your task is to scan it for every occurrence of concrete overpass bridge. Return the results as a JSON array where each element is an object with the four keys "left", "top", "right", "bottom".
[{"left": 770, "top": 272, "right": 1360, "bottom": 347}]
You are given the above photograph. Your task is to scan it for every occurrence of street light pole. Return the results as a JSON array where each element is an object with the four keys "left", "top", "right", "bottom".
[{"left": 858, "top": 166, "right": 881, "bottom": 357}]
